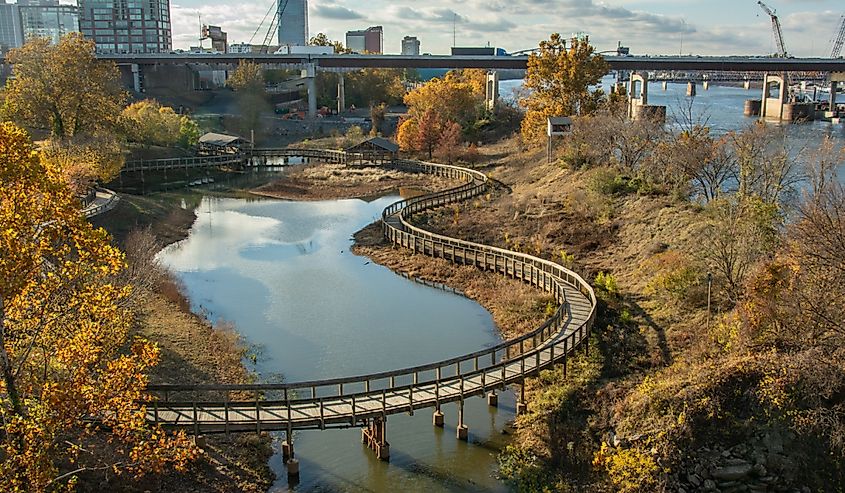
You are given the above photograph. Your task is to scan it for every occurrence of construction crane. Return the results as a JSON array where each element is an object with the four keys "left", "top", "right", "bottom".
[
  {"left": 831, "top": 14, "right": 845, "bottom": 58},
  {"left": 248, "top": 0, "right": 287, "bottom": 54},
  {"left": 757, "top": 1, "right": 787, "bottom": 57}
]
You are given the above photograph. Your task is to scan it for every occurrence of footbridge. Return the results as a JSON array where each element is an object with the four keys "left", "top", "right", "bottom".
[{"left": 139, "top": 153, "right": 597, "bottom": 474}]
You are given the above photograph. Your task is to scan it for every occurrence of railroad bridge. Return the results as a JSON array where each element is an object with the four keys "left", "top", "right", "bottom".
[{"left": 129, "top": 150, "right": 597, "bottom": 477}]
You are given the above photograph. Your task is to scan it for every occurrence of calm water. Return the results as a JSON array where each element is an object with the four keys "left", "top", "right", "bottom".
[{"left": 158, "top": 194, "right": 517, "bottom": 492}]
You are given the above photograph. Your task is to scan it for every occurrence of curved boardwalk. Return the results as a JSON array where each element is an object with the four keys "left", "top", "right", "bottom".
[{"left": 142, "top": 155, "right": 596, "bottom": 448}]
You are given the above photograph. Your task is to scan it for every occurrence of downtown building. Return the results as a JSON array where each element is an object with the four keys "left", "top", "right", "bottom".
[
  {"left": 79, "top": 0, "right": 171, "bottom": 54},
  {"left": 278, "top": 0, "right": 307, "bottom": 46},
  {"left": 345, "top": 26, "right": 382, "bottom": 54},
  {"left": 0, "top": 0, "right": 78, "bottom": 52},
  {"left": 401, "top": 35, "right": 419, "bottom": 55}
]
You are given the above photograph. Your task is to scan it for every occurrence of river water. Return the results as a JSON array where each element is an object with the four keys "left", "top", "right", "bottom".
[{"left": 158, "top": 193, "right": 517, "bottom": 492}]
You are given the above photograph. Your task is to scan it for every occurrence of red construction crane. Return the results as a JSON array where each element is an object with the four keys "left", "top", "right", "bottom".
[
  {"left": 757, "top": 1, "right": 788, "bottom": 57},
  {"left": 831, "top": 14, "right": 845, "bottom": 58}
]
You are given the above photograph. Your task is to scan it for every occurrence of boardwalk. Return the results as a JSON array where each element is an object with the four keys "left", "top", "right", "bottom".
[{"left": 141, "top": 154, "right": 596, "bottom": 465}]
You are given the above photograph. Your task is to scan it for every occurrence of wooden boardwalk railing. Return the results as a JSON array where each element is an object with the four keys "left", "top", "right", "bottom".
[
  {"left": 121, "top": 148, "right": 346, "bottom": 174},
  {"left": 140, "top": 154, "right": 597, "bottom": 437}
]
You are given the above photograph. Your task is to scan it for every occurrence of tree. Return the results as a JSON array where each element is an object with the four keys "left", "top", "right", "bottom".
[
  {"left": 39, "top": 136, "right": 124, "bottom": 194},
  {"left": 435, "top": 120, "right": 463, "bottom": 164},
  {"left": 404, "top": 75, "right": 480, "bottom": 126},
  {"left": 415, "top": 109, "right": 444, "bottom": 160},
  {"left": 227, "top": 61, "right": 267, "bottom": 138},
  {"left": 122, "top": 99, "right": 183, "bottom": 147},
  {"left": 4, "top": 33, "right": 125, "bottom": 139},
  {"left": 729, "top": 122, "right": 803, "bottom": 208},
  {"left": 0, "top": 123, "right": 195, "bottom": 490},
  {"left": 397, "top": 117, "right": 419, "bottom": 153},
  {"left": 520, "top": 34, "right": 609, "bottom": 145},
  {"left": 701, "top": 195, "right": 780, "bottom": 302},
  {"left": 370, "top": 103, "right": 386, "bottom": 136},
  {"left": 345, "top": 69, "right": 405, "bottom": 108}
]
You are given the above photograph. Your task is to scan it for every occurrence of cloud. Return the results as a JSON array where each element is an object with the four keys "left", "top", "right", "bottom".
[{"left": 313, "top": 4, "right": 364, "bottom": 20}]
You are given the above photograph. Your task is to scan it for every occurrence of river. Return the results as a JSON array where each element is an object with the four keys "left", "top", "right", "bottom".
[{"left": 158, "top": 192, "right": 517, "bottom": 492}]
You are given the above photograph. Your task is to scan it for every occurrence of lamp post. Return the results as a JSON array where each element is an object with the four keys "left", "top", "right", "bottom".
[{"left": 706, "top": 272, "right": 713, "bottom": 330}]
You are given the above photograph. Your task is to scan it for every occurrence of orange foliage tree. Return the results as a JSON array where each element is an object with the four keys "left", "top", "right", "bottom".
[{"left": 0, "top": 123, "right": 195, "bottom": 490}]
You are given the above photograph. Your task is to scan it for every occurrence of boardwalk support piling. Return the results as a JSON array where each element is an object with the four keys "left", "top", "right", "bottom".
[
  {"left": 433, "top": 409, "right": 444, "bottom": 427},
  {"left": 457, "top": 399, "right": 468, "bottom": 441},
  {"left": 487, "top": 391, "right": 498, "bottom": 407},
  {"left": 363, "top": 417, "right": 390, "bottom": 460},
  {"left": 517, "top": 382, "right": 528, "bottom": 415}
]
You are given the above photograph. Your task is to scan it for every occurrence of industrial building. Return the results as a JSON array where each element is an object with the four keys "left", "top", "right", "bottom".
[
  {"left": 278, "top": 0, "right": 308, "bottom": 46},
  {"left": 79, "top": 0, "right": 172, "bottom": 54},
  {"left": 346, "top": 26, "right": 382, "bottom": 54},
  {"left": 401, "top": 36, "right": 420, "bottom": 55}
]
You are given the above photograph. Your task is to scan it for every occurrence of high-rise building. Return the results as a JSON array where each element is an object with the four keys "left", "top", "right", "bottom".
[
  {"left": 401, "top": 36, "right": 419, "bottom": 55},
  {"left": 0, "top": 1, "right": 24, "bottom": 52},
  {"left": 18, "top": 0, "right": 79, "bottom": 45},
  {"left": 278, "top": 0, "right": 307, "bottom": 46},
  {"left": 345, "top": 26, "right": 382, "bottom": 54},
  {"left": 79, "top": 0, "right": 172, "bottom": 54}
]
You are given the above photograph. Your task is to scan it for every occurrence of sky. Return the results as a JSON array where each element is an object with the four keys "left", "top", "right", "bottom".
[{"left": 167, "top": 0, "right": 845, "bottom": 57}]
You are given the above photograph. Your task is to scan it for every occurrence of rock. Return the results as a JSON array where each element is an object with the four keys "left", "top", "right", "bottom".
[
  {"left": 687, "top": 473, "right": 702, "bottom": 487},
  {"left": 678, "top": 488, "right": 687, "bottom": 493},
  {"left": 763, "top": 432, "right": 785, "bottom": 454},
  {"left": 752, "top": 463, "right": 767, "bottom": 477},
  {"left": 722, "top": 449, "right": 733, "bottom": 458},
  {"left": 704, "top": 479, "right": 717, "bottom": 491},
  {"left": 727, "top": 458, "right": 749, "bottom": 466},
  {"left": 713, "top": 463, "right": 753, "bottom": 481}
]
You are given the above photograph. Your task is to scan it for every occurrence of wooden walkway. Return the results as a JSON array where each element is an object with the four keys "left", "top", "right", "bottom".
[{"left": 142, "top": 155, "right": 597, "bottom": 436}]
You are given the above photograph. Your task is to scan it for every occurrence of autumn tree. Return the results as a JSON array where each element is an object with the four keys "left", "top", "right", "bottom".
[
  {"left": 397, "top": 117, "right": 419, "bottom": 153},
  {"left": 4, "top": 33, "right": 125, "bottom": 139},
  {"left": 520, "top": 34, "right": 609, "bottom": 145},
  {"left": 729, "top": 122, "right": 803, "bottom": 208},
  {"left": 404, "top": 75, "right": 480, "bottom": 126},
  {"left": 370, "top": 103, "right": 386, "bottom": 136},
  {"left": 434, "top": 120, "right": 464, "bottom": 164},
  {"left": 122, "top": 99, "right": 200, "bottom": 148},
  {"left": 415, "top": 109, "right": 444, "bottom": 160},
  {"left": 40, "top": 136, "right": 124, "bottom": 194},
  {"left": 0, "top": 123, "right": 195, "bottom": 490},
  {"left": 228, "top": 61, "right": 267, "bottom": 138}
]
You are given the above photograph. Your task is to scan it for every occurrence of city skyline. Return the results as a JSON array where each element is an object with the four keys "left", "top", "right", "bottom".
[{"left": 163, "top": 0, "right": 845, "bottom": 56}]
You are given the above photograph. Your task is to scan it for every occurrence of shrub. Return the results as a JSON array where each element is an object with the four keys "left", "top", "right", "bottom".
[
  {"left": 595, "top": 271, "right": 619, "bottom": 297},
  {"left": 589, "top": 167, "right": 637, "bottom": 196},
  {"left": 593, "top": 443, "right": 663, "bottom": 493}
]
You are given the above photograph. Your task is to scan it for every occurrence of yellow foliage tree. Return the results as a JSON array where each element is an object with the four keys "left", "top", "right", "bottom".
[
  {"left": 122, "top": 99, "right": 199, "bottom": 148},
  {"left": 396, "top": 117, "right": 419, "bottom": 153},
  {"left": 403, "top": 75, "right": 480, "bottom": 126},
  {"left": 39, "top": 136, "right": 125, "bottom": 194},
  {"left": 3, "top": 33, "right": 125, "bottom": 139},
  {"left": 0, "top": 123, "right": 195, "bottom": 490},
  {"left": 520, "top": 34, "right": 609, "bottom": 145}
]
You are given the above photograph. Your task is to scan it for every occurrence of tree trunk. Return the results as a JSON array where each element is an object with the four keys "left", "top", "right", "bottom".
[{"left": 0, "top": 298, "right": 23, "bottom": 416}]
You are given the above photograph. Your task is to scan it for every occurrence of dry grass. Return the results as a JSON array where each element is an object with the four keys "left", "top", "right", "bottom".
[{"left": 252, "top": 162, "right": 455, "bottom": 201}]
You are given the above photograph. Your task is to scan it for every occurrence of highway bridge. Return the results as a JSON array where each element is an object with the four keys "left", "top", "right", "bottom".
[{"left": 91, "top": 53, "right": 845, "bottom": 73}]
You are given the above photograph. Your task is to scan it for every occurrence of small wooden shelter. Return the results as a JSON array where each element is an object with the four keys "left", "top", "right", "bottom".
[
  {"left": 197, "top": 132, "right": 247, "bottom": 155},
  {"left": 345, "top": 137, "right": 399, "bottom": 165}
]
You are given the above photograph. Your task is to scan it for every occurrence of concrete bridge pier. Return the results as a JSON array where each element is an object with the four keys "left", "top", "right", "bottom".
[
  {"left": 703, "top": 81, "right": 710, "bottom": 91},
  {"left": 337, "top": 73, "right": 346, "bottom": 114},
  {"left": 301, "top": 63, "right": 317, "bottom": 119},
  {"left": 456, "top": 399, "right": 468, "bottom": 441},
  {"left": 687, "top": 81, "right": 697, "bottom": 97},
  {"left": 485, "top": 71, "right": 499, "bottom": 112},
  {"left": 831, "top": 80, "right": 839, "bottom": 114},
  {"left": 131, "top": 63, "right": 143, "bottom": 93},
  {"left": 744, "top": 80, "right": 751, "bottom": 90},
  {"left": 662, "top": 81, "right": 668, "bottom": 91}
]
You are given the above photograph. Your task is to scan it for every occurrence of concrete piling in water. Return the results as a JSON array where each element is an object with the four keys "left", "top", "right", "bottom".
[
  {"left": 687, "top": 81, "right": 697, "bottom": 97},
  {"left": 433, "top": 409, "right": 444, "bottom": 427},
  {"left": 662, "top": 81, "right": 668, "bottom": 91},
  {"left": 744, "top": 100, "right": 762, "bottom": 117},
  {"left": 487, "top": 391, "right": 498, "bottom": 407},
  {"left": 703, "top": 81, "right": 710, "bottom": 91},
  {"left": 457, "top": 400, "right": 468, "bottom": 441},
  {"left": 744, "top": 80, "right": 751, "bottom": 90}
]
